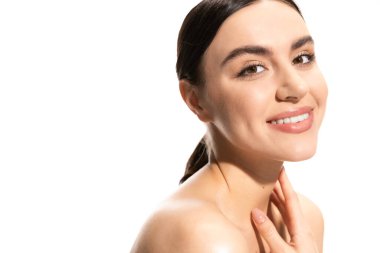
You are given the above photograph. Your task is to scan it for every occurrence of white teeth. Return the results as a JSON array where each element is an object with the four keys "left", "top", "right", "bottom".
[
  {"left": 290, "top": 116, "right": 298, "bottom": 123},
  {"left": 270, "top": 113, "right": 309, "bottom": 125}
]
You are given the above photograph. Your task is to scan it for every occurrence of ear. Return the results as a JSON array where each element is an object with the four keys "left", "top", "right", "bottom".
[{"left": 179, "top": 79, "right": 211, "bottom": 122}]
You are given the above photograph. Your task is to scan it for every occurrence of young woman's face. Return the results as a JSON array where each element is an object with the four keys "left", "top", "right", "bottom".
[{"left": 200, "top": 0, "right": 328, "bottom": 161}]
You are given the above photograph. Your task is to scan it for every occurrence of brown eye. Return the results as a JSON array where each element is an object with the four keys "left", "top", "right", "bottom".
[
  {"left": 238, "top": 64, "right": 265, "bottom": 77},
  {"left": 293, "top": 54, "right": 315, "bottom": 65}
]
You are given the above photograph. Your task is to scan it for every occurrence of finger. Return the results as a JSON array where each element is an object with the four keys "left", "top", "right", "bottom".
[
  {"left": 278, "top": 169, "right": 306, "bottom": 237},
  {"left": 251, "top": 208, "right": 289, "bottom": 252},
  {"left": 270, "top": 192, "right": 287, "bottom": 223},
  {"left": 270, "top": 191, "right": 293, "bottom": 236},
  {"left": 270, "top": 171, "right": 289, "bottom": 226},
  {"left": 274, "top": 182, "right": 285, "bottom": 203},
  {"left": 279, "top": 170, "right": 302, "bottom": 217},
  {"left": 274, "top": 167, "right": 285, "bottom": 202}
]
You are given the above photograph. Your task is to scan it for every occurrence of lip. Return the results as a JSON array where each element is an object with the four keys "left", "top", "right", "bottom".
[
  {"left": 267, "top": 106, "right": 314, "bottom": 122},
  {"left": 266, "top": 106, "right": 314, "bottom": 134}
]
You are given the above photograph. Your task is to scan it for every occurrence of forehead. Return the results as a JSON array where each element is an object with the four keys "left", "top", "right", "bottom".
[{"left": 206, "top": 1, "right": 309, "bottom": 61}]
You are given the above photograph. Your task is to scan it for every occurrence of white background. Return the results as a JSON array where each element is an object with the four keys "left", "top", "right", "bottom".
[{"left": 1, "top": 0, "right": 379, "bottom": 252}]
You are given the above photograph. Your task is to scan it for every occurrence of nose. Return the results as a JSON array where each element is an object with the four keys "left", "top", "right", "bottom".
[{"left": 275, "top": 66, "right": 309, "bottom": 103}]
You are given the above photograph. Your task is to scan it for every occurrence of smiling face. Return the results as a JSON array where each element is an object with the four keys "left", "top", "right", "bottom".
[{"left": 196, "top": 0, "right": 328, "bottom": 162}]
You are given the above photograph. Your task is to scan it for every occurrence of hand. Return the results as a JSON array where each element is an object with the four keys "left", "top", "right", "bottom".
[{"left": 251, "top": 169, "right": 319, "bottom": 253}]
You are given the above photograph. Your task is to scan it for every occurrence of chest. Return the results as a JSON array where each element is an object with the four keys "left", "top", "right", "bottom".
[{"left": 239, "top": 208, "right": 290, "bottom": 253}]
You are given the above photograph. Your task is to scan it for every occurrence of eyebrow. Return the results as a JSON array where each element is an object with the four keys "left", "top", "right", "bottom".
[{"left": 221, "top": 35, "right": 314, "bottom": 67}]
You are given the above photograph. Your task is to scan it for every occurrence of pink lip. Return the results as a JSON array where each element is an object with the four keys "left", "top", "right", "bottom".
[
  {"left": 267, "top": 106, "right": 314, "bottom": 134},
  {"left": 267, "top": 106, "right": 313, "bottom": 122}
]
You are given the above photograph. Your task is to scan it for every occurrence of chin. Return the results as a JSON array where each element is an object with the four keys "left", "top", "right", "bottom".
[{"left": 281, "top": 141, "right": 318, "bottom": 162}]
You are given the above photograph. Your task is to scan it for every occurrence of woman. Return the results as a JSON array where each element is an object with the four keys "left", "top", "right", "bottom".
[{"left": 131, "top": 0, "right": 327, "bottom": 252}]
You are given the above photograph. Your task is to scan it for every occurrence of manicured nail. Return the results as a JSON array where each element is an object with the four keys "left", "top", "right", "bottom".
[{"left": 252, "top": 208, "right": 266, "bottom": 224}]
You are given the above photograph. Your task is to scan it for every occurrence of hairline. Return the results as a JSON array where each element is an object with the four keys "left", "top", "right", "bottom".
[{"left": 193, "top": 0, "right": 304, "bottom": 86}]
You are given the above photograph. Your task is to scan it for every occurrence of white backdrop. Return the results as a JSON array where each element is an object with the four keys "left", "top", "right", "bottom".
[{"left": 1, "top": 0, "right": 379, "bottom": 252}]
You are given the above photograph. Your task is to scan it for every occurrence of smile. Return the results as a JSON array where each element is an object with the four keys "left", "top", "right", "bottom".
[
  {"left": 266, "top": 107, "right": 314, "bottom": 134},
  {"left": 270, "top": 113, "right": 309, "bottom": 125}
]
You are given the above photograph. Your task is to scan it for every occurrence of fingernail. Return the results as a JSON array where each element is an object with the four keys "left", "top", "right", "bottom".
[{"left": 252, "top": 208, "right": 266, "bottom": 224}]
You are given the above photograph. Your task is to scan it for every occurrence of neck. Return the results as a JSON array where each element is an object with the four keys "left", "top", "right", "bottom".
[{"left": 206, "top": 142, "right": 283, "bottom": 230}]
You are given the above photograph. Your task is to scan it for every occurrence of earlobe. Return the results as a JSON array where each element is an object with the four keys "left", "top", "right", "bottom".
[{"left": 179, "top": 79, "right": 211, "bottom": 122}]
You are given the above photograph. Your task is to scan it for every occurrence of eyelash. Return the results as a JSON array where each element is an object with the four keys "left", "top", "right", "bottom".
[
  {"left": 237, "top": 61, "right": 265, "bottom": 78},
  {"left": 236, "top": 52, "right": 316, "bottom": 79},
  {"left": 293, "top": 52, "right": 315, "bottom": 65}
]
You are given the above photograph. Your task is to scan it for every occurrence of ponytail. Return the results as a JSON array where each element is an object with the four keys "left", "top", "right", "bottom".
[{"left": 179, "top": 137, "right": 209, "bottom": 184}]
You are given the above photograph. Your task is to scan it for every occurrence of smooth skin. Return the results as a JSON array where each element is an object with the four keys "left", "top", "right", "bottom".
[
  {"left": 131, "top": 1, "right": 327, "bottom": 252},
  {"left": 251, "top": 169, "right": 321, "bottom": 252},
  {"left": 130, "top": 169, "right": 323, "bottom": 253}
]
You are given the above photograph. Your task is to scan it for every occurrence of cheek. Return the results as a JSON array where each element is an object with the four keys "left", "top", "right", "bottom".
[
  {"left": 306, "top": 71, "right": 328, "bottom": 127},
  {"left": 303, "top": 67, "right": 327, "bottom": 102},
  {"left": 309, "top": 73, "right": 328, "bottom": 107},
  {"left": 210, "top": 81, "right": 275, "bottom": 131}
]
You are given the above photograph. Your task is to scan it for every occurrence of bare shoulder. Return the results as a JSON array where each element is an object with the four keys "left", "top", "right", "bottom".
[
  {"left": 297, "top": 193, "right": 324, "bottom": 252},
  {"left": 297, "top": 193, "right": 324, "bottom": 232},
  {"left": 130, "top": 199, "right": 250, "bottom": 253}
]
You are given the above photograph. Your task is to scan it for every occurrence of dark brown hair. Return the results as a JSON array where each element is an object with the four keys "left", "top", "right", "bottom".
[{"left": 176, "top": 0, "right": 303, "bottom": 184}]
